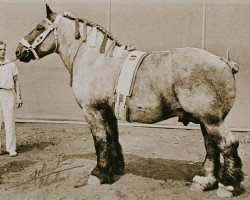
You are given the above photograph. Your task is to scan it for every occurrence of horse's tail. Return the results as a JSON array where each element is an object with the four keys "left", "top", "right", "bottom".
[
  {"left": 219, "top": 49, "right": 239, "bottom": 74},
  {"left": 220, "top": 58, "right": 239, "bottom": 74},
  {"left": 228, "top": 61, "right": 239, "bottom": 74}
]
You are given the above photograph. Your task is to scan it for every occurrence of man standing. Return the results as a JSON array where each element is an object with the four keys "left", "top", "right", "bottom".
[{"left": 0, "top": 41, "right": 23, "bottom": 157}]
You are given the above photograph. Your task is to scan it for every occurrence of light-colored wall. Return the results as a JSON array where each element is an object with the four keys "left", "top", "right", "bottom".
[{"left": 0, "top": 0, "right": 249, "bottom": 128}]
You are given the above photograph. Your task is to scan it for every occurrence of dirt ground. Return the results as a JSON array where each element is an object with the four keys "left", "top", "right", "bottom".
[{"left": 0, "top": 122, "right": 249, "bottom": 200}]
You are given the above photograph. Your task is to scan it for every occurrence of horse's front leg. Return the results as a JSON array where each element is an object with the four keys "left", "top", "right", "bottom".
[{"left": 83, "top": 102, "right": 125, "bottom": 185}]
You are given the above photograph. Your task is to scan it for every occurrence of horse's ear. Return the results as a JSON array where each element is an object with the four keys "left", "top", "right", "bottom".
[{"left": 46, "top": 4, "right": 56, "bottom": 21}]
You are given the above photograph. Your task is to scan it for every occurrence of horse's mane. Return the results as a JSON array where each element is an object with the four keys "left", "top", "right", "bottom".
[{"left": 63, "top": 13, "right": 123, "bottom": 47}]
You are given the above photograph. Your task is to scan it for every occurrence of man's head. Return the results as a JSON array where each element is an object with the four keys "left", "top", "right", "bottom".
[{"left": 0, "top": 41, "right": 6, "bottom": 60}]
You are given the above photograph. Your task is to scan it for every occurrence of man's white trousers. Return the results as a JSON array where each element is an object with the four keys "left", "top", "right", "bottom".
[{"left": 0, "top": 89, "right": 16, "bottom": 153}]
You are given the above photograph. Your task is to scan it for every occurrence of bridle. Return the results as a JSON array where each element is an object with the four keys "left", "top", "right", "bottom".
[
  {"left": 19, "top": 15, "right": 61, "bottom": 60},
  {"left": 18, "top": 13, "right": 86, "bottom": 87}
]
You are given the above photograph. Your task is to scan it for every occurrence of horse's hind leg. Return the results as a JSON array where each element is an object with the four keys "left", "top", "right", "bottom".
[
  {"left": 191, "top": 123, "right": 220, "bottom": 192},
  {"left": 192, "top": 122, "right": 244, "bottom": 197},
  {"left": 83, "top": 102, "right": 124, "bottom": 185},
  {"left": 214, "top": 123, "right": 244, "bottom": 197}
]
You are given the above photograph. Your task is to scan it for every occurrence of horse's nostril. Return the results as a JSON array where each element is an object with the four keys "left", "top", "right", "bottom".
[
  {"left": 15, "top": 50, "right": 21, "bottom": 58},
  {"left": 23, "top": 49, "right": 28, "bottom": 56}
]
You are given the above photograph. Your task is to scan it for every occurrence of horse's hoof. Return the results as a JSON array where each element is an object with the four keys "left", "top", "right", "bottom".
[
  {"left": 190, "top": 181, "right": 206, "bottom": 192},
  {"left": 190, "top": 176, "right": 206, "bottom": 192},
  {"left": 216, "top": 183, "right": 234, "bottom": 198},
  {"left": 87, "top": 175, "right": 101, "bottom": 185}
]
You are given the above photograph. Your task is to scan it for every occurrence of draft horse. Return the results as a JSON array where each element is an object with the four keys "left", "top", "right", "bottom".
[{"left": 16, "top": 5, "right": 244, "bottom": 197}]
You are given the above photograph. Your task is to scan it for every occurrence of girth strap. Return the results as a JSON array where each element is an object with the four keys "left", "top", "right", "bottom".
[{"left": 114, "top": 50, "right": 148, "bottom": 121}]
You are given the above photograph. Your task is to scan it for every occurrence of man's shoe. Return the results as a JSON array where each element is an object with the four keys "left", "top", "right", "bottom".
[{"left": 10, "top": 151, "right": 17, "bottom": 157}]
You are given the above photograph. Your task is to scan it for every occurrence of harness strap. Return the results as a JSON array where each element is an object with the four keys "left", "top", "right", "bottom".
[
  {"left": 19, "top": 38, "right": 40, "bottom": 60},
  {"left": 115, "top": 50, "right": 148, "bottom": 96},
  {"left": 70, "top": 36, "right": 86, "bottom": 87},
  {"left": 31, "top": 26, "right": 53, "bottom": 48},
  {"left": 69, "top": 70, "right": 73, "bottom": 87}
]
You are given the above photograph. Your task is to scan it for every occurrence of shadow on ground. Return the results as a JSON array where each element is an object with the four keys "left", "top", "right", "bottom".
[
  {"left": 125, "top": 154, "right": 202, "bottom": 182},
  {"left": 0, "top": 160, "right": 36, "bottom": 177},
  {"left": 17, "top": 141, "right": 54, "bottom": 153},
  {"left": 77, "top": 153, "right": 202, "bottom": 182}
]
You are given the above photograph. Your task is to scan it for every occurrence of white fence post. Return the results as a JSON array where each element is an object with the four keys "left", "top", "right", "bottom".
[
  {"left": 202, "top": 0, "right": 207, "bottom": 50},
  {"left": 108, "top": 0, "right": 112, "bottom": 31}
]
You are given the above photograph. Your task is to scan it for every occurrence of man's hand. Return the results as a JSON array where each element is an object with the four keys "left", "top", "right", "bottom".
[{"left": 17, "top": 98, "right": 23, "bottom": 109}]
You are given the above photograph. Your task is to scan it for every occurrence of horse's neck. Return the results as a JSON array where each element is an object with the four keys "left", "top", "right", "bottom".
[
  {"left": 57, "top": 18, "right": 129, "bottom": 73},
  {"left": 57, "top": 19, "right": 82, "bottom": 72}
]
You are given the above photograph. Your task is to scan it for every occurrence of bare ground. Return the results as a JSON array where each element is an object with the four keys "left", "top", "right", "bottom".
[{"left": 0, "top": 122, "right": 249, "bottom": 200}]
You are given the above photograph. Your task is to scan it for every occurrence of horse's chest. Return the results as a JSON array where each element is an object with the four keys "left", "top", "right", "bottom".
[{"left": 72, "top": 66, "right": 115, "bottom": 106}]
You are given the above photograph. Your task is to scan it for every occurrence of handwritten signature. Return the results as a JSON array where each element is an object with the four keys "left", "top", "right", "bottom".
[
  {"left": 29, "top": 154, "right": 73, "bottom": 188},
  {"left": 5, "top": 154, "right": 85, "bottom": 190}
]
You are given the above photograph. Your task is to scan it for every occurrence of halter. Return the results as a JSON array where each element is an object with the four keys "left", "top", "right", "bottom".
[{"left": 19, "top": 15, "right": 61, "bottom": 60}]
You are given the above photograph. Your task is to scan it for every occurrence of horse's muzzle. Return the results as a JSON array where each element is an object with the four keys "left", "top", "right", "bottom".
[{"left": 16, "top": 44, "right": 33, "bottom": 62}]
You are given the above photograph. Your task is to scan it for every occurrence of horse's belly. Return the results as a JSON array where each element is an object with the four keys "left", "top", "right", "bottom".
[
  {"left": 129, "top": 107, "right": 167, "bottom": 123},
  {"left": 127, "top": 93, "right": 173, "bottom": 123}
]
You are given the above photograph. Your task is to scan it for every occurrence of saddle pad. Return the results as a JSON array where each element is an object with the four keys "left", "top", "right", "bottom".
[{"left": 116, "top": 50, "right": 148, "bottom": 96}]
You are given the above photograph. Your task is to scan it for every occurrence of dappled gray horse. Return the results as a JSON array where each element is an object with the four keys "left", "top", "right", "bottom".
[{"left": 16, "top": 5, "right": 244, "bottom": 197}]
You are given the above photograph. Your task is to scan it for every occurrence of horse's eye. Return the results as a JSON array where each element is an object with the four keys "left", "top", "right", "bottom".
[{"left": 36, "top": 25, "right": 45, "bottom": 32}]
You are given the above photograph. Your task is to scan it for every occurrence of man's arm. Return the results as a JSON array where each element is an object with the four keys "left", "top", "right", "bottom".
[{"left": 13, "top": 75, "right": 23, "bottom": 109}]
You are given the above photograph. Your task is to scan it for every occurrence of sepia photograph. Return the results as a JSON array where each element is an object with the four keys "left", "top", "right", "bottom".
[{"left": 0, "top": 0, "right": 249, "bottom": 199}]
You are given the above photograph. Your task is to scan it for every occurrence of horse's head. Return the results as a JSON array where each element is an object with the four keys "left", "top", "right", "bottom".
[{"left": 16, "top": 4, "right": 60, "bottom": 62}]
